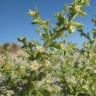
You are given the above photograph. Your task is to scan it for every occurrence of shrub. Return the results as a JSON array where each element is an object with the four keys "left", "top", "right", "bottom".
[{"left": 0, "top": 0, "right": 96, "bottom": 96}]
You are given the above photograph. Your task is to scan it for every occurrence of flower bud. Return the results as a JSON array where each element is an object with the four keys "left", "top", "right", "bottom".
[
  {"left": 30, "top": 61, "right": 41, "bottom": 71},
  {"left": 73, "top": 5, "right": 81, "bottom": 13},
  {"left": 36, "top": 46, "right": 45, "bottom": 53},
  {"left": 69, "top": 25, "right": 75, "bottom": 33},
  {"left": 28, "top": 9, "right": 39, "bottom": 18}
]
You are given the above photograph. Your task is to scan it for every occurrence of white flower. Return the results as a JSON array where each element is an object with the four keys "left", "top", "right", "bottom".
[
  {"left": 30, "top": 61, "right": 41, "bottom": 71},
  {"left": 36, "top": 46, "right": 45, "bottom": 53},
  {"left": 93, "top": 70, "right": 96, "bottom": 74}
]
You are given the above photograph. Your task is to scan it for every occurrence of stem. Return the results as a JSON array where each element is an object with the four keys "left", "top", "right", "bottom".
[{"left": 28, "top": 88, "right": 32, "bottom": 96}]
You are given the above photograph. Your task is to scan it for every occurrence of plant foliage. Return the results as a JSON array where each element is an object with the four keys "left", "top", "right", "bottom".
[{"left": 0, "top": 0, "right": 96, "bottom": 96}]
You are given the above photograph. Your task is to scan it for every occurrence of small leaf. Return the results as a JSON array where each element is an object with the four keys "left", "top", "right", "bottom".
[
  {"left": 78, "top": 10, "right": 87, "bottom": 16},
  {"left": 51, "top": 42, "right": 64, "bottom": 49},
  {"left": 32, "top": 18, "right": 42, "bottom": 25},
  {"left": 73, "top": 22, "right": 84, "bottom": 28},
  {"left": 81, "top": 0, "right": 90, "bottom": 6}
]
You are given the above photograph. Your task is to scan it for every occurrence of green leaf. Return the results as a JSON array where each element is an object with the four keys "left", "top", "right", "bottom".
[
  {"left": 32, "top": 18, "right": 42, "bottom": 25},
  {"left": 81, "top": 0, "right": 90, "bottom": 6},
  {"left": 51, "top": 42, "right": 64, "bottom": 49},
  {"left": 55, "top": 12, "right": 65, "bottom": 26},
  {"left": 73, "top": 22, "right": 84, "bottom": 29},
  {"left": 78, "top": 10, "right": 87, "bottom": 16}
]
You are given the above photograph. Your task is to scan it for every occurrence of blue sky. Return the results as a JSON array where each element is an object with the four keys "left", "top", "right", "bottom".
[{"left": 0, "top": 0, "right": 96, "bottom": 46}]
